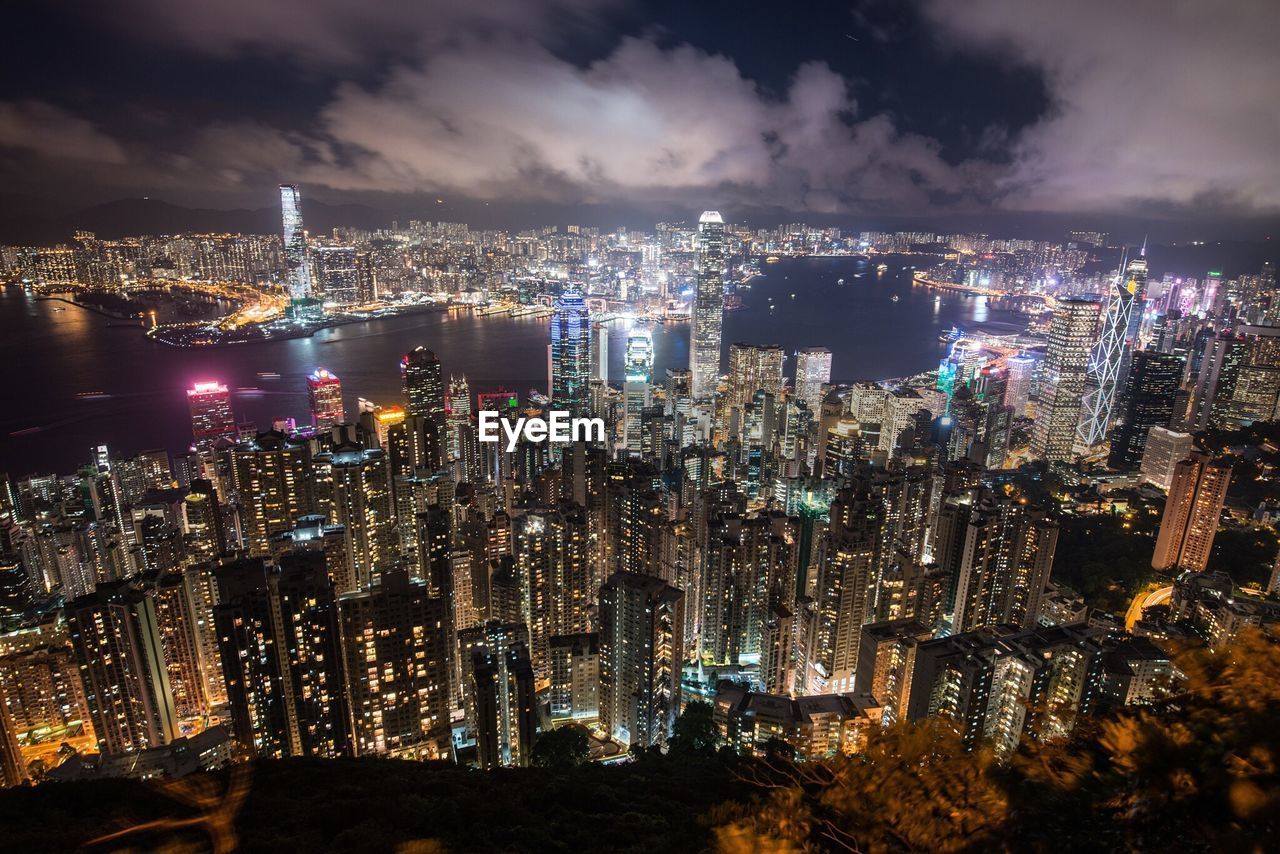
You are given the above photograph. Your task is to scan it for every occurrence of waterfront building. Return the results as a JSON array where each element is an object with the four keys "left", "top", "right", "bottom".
[
  {"left": 280, "top": 184, "right": 312, "bottom": 301},
  {"left": 691, "top": 211, "right": 726, "bottom": 400},
  {"left": 307, "top": 368, "right": 345, "bottom": 429}
]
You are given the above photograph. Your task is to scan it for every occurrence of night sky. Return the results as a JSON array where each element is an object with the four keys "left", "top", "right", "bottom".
[{"left": 2, "top": 0, "right": 1278, "bottom": 237}]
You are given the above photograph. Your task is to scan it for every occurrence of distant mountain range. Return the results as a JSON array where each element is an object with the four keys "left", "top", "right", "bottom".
[{"left": 0, "top": 197, "right": 393, "bottom": 245}]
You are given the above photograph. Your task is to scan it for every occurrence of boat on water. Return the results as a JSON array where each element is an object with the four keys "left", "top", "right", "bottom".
[
  {"left": 765, "top": 256, "right": 780, "bottom": 263},
  {"left": 876, "top": 263, "right": 889, "bottom": 273},
  {"left": 76, "top": 392, "right": 110, "bottom": 400},
  {"left": 837, "top": 278, "right": 845, "bottom": 285},
  {"left": 891, "top": 295, "right": 900, "bottom": 302},
  {"left": 939, "top": 325, "right": 962, "bottom": 343},
  {"left": 257, "top": 372, "right": 281, "bottom": 379}
]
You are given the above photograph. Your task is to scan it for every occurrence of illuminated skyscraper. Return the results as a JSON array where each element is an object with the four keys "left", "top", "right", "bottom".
[
  {"left": 1189, "top": 333, "right": 1246, "bottom": 430},
  {"left": 1079, "top": 254, "right": 1147, "bottom": 447},
  {"left": 1003, "top": 353, "right": 1035, "bottom": 417},
  {"left": 402, "top": 347, "right": 447, "bottom": 469},
  {"left": 315, "top": 446, "right": 396, "bottom": 590},
  {"left": 591, "top": 321, "right": 609, "bottom": 383},
  {"left": 514, "top": 506, "right": 590, "bottom": 679},
  {"left": 550, "top": 291, "right": 591, "bottom": 414},
  {"left": 402, "top": 347, "right": 446, "bottom": 430},
  {"left": 794, "top": 347, "right": 832, "bottom": 413},
  {"left": 229, "top": 430, "right": 316, "bottom": 555},
  {"left": 279, "top": 184, "right": 312, "bottom": 300},
  {"left": 1032, "top": 299, "right": 1100, "bottom": 464},
  {"left": 307, "top": 368, "right": 344, "bottom": 429},
  {"left": 623, "top": 329, "right": 654, "bottom": 453},
  {"left": 446, "top": 375, "right": 476, "bottom": 471},
  {"left": 1107, "top": 351, "right": 1183, "bottom": 470},
  {"left": 1151, "top": 453, "right": 1232, "bottom": 572},
  {"left": 947, "top": 494, "right": 1058, "bottom": 634},
  {"left": 691, "top": 211, "right": 726, "bottom": 400},
  {"left": 186, "top": 381, "right": 235, "bottom": 453},
  {"left": 1139, "top": 426, "right": 1195, "bottom": 491},
  {"left": 548, "top": 632, "right": 600, "bottom": 722}
]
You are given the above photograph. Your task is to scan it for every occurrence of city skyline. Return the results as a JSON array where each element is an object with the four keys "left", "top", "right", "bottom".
[{"left": 1, "top": 3, "right": 1278, "bottom": 849}]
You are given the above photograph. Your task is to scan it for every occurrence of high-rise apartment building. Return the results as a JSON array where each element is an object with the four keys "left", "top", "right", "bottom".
[
  {"left": 338, "top": 570, "right": 452, "bottom": 759},
  {"left": 402, "top": 347, "right": 446, "bottom": 466},
  {"left": 1151, "top": 453, "right": 1232, "bottom": 571},
  {"left": 66, "top": 580, "right": 178, "bottom": 754},
  {"left": 514, "top": 506, "right": 590, "bottom": 680},
  {"left": 466, "top": 622, "right": 536, "bottom": 768},
  {"left": 310, "top": 244, "right": 359, "bottom": 305},
  {"left": 548, "top": 632, "right": 599, "bottom": 722},
  {"left": 946, "top": 494, "right": 1058, "bottom": 634},
  {"left": 599, "top": 572, "right": 684, "bottom": 749},
  {"left": 214, "top": 554, "right": 350, "bottom": 758},
  {"left": 315, "top": 446, "right": 395, "bottom": 591},
  {"left": 229, "top": 431, "right": 316, "bottom": 555}
]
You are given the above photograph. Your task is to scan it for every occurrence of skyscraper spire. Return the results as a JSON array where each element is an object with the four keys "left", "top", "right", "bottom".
[{"left": 1078, "top": 248, "right": 1148, "bottom": 449}]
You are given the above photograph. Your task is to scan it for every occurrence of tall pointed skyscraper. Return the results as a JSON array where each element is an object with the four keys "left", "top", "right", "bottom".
[
  {"left": 280, "top": 184, "right": 312, "bottom": 300},
  {"left": 1078, "top": 251, "right": 1147, "bottom": 447},
  {"left": 691, "top": 211, "right": 726, "bottom": 400}
]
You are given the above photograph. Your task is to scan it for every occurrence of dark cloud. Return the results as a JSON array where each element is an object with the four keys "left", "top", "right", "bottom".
[
  {"left": 922, "top": 0, "right": 1280, "bottom": 214},
  {"left": 303, "top": 38, "right": 983, "bottom": 211},
  {"left": 100, "top": 0, "right": 624, "bottom": 66},
  {"left": 0, "top": 101, "right": 126, "bottom": 164},
  {"left": 0, "top": 0, "right": 1276, "bottom": 226}
]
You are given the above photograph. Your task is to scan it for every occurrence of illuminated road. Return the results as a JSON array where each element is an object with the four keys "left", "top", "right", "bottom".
[{"left": 1125, "top": 585, "right": 1174, "bottom": 630}]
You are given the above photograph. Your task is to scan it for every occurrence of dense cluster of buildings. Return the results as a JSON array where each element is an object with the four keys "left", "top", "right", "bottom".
[{"left": 0, "top": 197, "right": 1275, "bottom": 788}]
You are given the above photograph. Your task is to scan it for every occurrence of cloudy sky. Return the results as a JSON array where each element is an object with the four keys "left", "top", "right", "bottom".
[{"left": 2, "top": 0, "right": 1278, "bottom": 235}]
